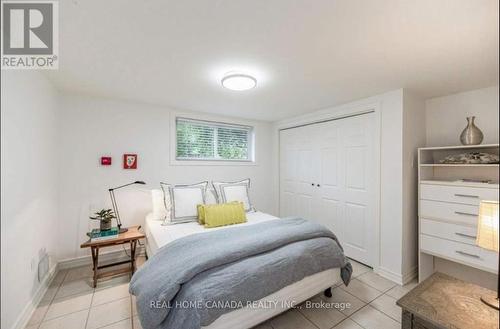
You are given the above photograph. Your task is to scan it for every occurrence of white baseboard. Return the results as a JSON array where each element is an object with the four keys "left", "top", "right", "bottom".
[
  {"left": 401, "top": 266, "right": 418, "bottom": 285},
  {"left": 375, "top": 266, "right": 418, "bottom": 286},
  {"left": 375, "top": 266, "right": 404, "bottom": 285},
  {"left": 58, "top": 246, "right": 145, "bottom": 269},
  {"left": 12, "top": 247, "right": 145, "bottom": 329},
  {"left": 12, "top": 263, "right": 58, "bottom": 329}
]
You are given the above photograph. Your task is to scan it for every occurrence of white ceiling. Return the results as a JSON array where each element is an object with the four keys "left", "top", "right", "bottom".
[{"left": 44, "top": 0, "right": 499, "bottom": 121}]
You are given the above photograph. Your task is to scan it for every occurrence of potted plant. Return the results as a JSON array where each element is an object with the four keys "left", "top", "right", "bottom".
[{"left": 90, "top": 209, "right": 116, "bottom": 231}]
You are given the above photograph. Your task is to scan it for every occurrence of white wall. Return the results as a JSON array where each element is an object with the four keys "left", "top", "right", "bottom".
[
  {"left": 402, "top": 90, "right": 426, "bottom": 282},
  {"left": 273, "top": 89, "right": 415, "bottom": 284},
  {"left": 426, "top": 86, "right": 499, "bottom": 146},
  {"left": 377, "top": 90, "right": 405, "bottom": 282},
  {"left": 57, "top": 94, "right": 275, "bottom": 260},
  {"left": 1, "top": 71, "right": 60, "bottom": 329}
]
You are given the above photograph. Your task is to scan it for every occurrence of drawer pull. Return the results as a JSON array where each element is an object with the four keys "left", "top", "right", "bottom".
[
  {"left": 455, "top": 251, "right": 480, "bottom": 259},
  {"left": 454, "top": 194, "right": 479, "bottom": 198},
  {"left": 454, "top": 232, "right": 477, "bottom": 239},
  {"left": 454, "top": 211, "right": 478, "bottom": 217}
]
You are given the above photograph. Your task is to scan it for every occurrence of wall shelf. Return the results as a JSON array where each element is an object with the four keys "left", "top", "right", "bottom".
[
  {"left": 419, "top": 144, "right": 499, "bottom": 151},
  {"left": 419, "top": 164, "right": 499, "bottom": 167}
]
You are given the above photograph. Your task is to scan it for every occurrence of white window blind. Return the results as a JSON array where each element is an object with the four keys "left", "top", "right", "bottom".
[{"left": 176, "top": 118, "right": 254, "bottom": 161}]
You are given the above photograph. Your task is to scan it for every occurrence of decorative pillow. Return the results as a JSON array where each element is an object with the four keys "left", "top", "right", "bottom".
[
  {"left": 201, "top": 202, "right": 247, "bottom": 228},
  {"left": 197, "top": 197, "right": 235, "bottom": 225},
  {"left": 151, "top": 189, "right": 168, "bottom": 220},
  {"left": 212, "top": 179, "right": 255, "bottom": 212},
  {"left": 160, "top": 181, "right": 208, "bottom": 224},
  {"left": 197, "top": 204, "right": 206, "bottom": 225},
  {"left": 205, "top": 188, "right": 218, "bottom": 205}
]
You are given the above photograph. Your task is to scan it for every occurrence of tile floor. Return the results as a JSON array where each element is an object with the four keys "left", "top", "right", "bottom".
[{"left": 25, "top": 257, "right": 417, "bottom": 329}]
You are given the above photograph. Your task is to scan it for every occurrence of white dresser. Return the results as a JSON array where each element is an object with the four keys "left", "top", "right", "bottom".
[{"left": 418, "top": 144, "right": 499, "bottom": 281}]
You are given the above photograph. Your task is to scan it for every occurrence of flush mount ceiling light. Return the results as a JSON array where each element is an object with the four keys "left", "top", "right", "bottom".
[{"left": 221, "top": 73, "right": 257, "bottom": 91}]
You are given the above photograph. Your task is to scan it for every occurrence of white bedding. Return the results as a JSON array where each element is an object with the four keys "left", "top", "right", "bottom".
[
  {"left": 142, "top": 211, "right": 342, "bottom": 329},
  {"left": 144, "top": 211, "right": 279, "bottom": 255}
]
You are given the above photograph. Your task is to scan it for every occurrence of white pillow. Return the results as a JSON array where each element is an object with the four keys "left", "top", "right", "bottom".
[
  {"left": 160, "top": 181, "right": 207, "bottom": 224},
  {"left": 205, "top": 188, "right": 218, "bottom": 205},
  {"left": 151, "top": 189, "right": 168, "bottom": 220},
  {"left": 212, "top": 179, "right": 255, "bottom": 212}
]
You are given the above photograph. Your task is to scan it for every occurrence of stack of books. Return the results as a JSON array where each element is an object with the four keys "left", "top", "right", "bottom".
[{"left": 87, "top": 227, "right": 119, "bottom": 242}]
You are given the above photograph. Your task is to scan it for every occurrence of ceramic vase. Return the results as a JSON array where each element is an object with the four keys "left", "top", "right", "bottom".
[{"left": 460, "top": 116, "right": 483, "bottom": 145}]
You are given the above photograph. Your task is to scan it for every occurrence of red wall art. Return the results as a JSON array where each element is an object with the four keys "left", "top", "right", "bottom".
[
  {"left": 123, "top": 154, "right": 138, "bottom": 169},
  {"left": 100, "top": 156, "right": 112, "bottom": 166}
]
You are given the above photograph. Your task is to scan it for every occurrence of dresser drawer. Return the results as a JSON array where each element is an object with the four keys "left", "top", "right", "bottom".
[
  {"left": 420, "top": 219, "right": 477, "bottom": 245},
  {"left": 420, "top": 234, "right": 497, "bottom": 273},
  {"left": 420, "top": 200, "right": 479, "bottom": 225},
  {"left": 420, "top": 184, "right": 498, "bottom": 205}
]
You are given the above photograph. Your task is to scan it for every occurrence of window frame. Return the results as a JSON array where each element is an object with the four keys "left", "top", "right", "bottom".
[{"left": 170, "top": 114, "right": 257, "bottom": 166}]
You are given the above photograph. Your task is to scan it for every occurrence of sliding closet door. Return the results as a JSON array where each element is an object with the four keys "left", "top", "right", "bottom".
[
  {"left": 313, "top": 119, "right": 343, "bottom": 241},
  {"left": 337, "top": 114, "right": 376, "bottom": 266},
  {"left": 279, "top": 125, "right": 317, "bottom": 220},
  {"left": 279, "top": 113, "right": 376, "bottom": 266}
]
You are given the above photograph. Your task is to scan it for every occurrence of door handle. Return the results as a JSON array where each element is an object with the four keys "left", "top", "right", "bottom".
[
  {"left": 454, "top": 232, "right": 477, "bottom": 239},
  {"left": 454, "top": 194, "right": 479, "bottom": 198},
  {"left": 455, "top": 251, "right": 480, "bottom": 259},
  {"left": 454, "top": 211, "right": 478, "bottom": 217}
]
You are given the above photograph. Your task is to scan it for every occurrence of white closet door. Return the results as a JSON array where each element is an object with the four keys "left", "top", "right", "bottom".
[
  {"left": 279, "top": 125, "right": 316, "bottom": 220},
  {"left": 279, "top": 113, "right": 376, "bottom": 266},
  {"left": 337, "top": 114, "right": 376, "bottom": 266},
  {"left": 314, "top": 119, "right": 343, "bottom": 241}
]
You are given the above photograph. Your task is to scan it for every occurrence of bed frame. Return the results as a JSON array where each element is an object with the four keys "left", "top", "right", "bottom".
[
  {"left": 203, "top": 269, "right": 341, "bottom": 329},
  {"left": 142, "top": 216, "right": 342, "bottom": 329}
]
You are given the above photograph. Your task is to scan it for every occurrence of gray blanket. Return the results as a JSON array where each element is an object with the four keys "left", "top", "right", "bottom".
[{"left": 129, "top": 218, "right": 352, "bottom": 329}]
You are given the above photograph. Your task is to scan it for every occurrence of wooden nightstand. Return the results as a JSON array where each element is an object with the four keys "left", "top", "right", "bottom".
[{"left": 80, "top": 226, "right": 145, "bottom": 288}]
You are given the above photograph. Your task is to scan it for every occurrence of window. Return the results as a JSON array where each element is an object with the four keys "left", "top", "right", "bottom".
[{"left": 175, "top": 117, "right": 254, "bottom": 161}]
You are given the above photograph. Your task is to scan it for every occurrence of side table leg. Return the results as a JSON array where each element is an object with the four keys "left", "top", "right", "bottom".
[
  {"left": 401, "top": 310, "right": 412, "bottom": 329},
  {"left": 91, "top": 246, "right": 99, "bottom": 288},
  {"left": 130, "top": 240, "right": 137, "bottom": 273}
]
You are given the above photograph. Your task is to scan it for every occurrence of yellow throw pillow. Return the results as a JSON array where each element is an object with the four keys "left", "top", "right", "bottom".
[
  {"left": 198, "top": 201, "right": 241, "bottom": 225},
  {"left": 197, "top": 204, "right": 206, "bottom": 225},
  {"left": 200, "top": 202, "right": 247, "bottom": 228}
]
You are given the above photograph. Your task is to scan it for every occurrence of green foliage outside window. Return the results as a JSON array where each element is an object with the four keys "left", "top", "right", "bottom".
[{"left": 176, "top": 119, "right": 251, "bottom": 161}]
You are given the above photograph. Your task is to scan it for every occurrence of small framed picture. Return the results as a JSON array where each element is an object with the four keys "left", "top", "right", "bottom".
[
  {"left": 100, "top": 156, "right": 112, "bottom": 166},
  {"left": 123, "top": 154, "right": 137, "bottom": 169}
]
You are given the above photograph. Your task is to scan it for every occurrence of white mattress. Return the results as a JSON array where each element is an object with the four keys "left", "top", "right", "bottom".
[
  {"left": 142, "top": 212, "right": 342, "bottom": 329},
  {"left": 144, "top": 211, "right": 279, "bottom": 255}
]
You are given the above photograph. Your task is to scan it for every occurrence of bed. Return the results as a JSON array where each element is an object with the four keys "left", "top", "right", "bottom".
[
  {"left": 141, "top": 211, "right": 344, "bottom": 329},
  {"left": 143, "top": 211, "right": 279, "bottom": 256}
]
